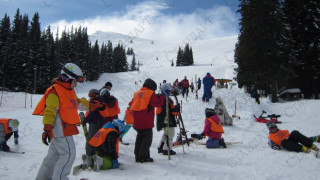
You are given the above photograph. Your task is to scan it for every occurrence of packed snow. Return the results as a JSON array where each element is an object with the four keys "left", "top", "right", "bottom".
[{"left": 1, "top": 33, "right": 319, "bottom": 180}]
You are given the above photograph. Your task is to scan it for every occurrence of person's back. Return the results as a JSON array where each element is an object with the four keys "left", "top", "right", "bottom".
[{"left": 203, "top": 73, "right": 214, "bottom": 89}]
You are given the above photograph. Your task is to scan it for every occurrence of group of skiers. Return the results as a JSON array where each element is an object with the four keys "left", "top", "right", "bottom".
[{"left": 0, "top": 62, "right": 313, "bottom": 180}]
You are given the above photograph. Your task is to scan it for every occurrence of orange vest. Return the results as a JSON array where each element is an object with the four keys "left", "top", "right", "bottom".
[
  {"left": 207, "top": 118, "right": 224, "bottom": 133},
  {"left": 0, "top": 118, "right": 11, "bottom": 134},
  {"left": 99, "top": 101, "right": 121, "bottom": 117},
  {"left": 130, "top": 87, "right": 154, "bottom": 111},
  {"left": 268, "top": 130, "right": 290, "bottom": 146},
  {"left": 125, "top": 109, "right": 134, "bottom": 124},
  {"left": 89, "top": 128, "right": 120, "bottom": 156},
  {"left": 156, "top": 103, "right": 179, "bottom": 116},
  {"left": 33, "top": 83, "right": 80, "bottom": 125}
]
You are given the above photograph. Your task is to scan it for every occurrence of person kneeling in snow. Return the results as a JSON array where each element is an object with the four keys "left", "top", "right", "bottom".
[
  {"left": 267, "top": 121, "right": 320, "bottom": 153},
  {"left": 0, "top": 118, "right": 19, "bottom": 151},
  {"left": 192, "top": 108, "right": 226, "bottom": 148},
  {"left": 81, "top": 119, "right": 125, "bottom": 171}
]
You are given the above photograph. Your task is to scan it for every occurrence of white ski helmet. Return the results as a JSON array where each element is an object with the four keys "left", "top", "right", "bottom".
[{"left": 61, "top": 63, "right": 84, "bottom": 83}]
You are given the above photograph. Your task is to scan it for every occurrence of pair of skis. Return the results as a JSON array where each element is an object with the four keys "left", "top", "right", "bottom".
[{"left": 173, "top": 95, "right": 189, "bottom": 151}]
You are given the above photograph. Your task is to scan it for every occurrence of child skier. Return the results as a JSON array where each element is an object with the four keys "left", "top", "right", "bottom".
[
  {"left": 83, "top": 89, "right": 106, "bottom": 155},
  {"left": 33, "top": 63, "right": 89, "bottom": 180},
  {"left": 156, "top": 84, "right": 180, "bottom": 155},
  {"left": 192, "top": 108, "right": 226, "bottom": 148},
  {"left": 0, "top": 118, "right": 19, "bottom": 151},
  {"left": 129, "top": 78, "right": 164, "bottom": 163},
  {"left": 119, "top": 107, "right": 134, "bottom": 145},
  {"left": 266, "top": 121, "right": 320, "bottom": 153},
  {"left": 81, "top": 119, "right": 125, "bottom": 171},
  {"left": 99, "top": 88, "right": 121, "bottom": 123}
]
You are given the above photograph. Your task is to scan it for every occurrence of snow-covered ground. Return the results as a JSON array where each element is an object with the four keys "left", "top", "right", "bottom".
[{"left": 1, "top": 33, "right": 319, "bottom": 180}]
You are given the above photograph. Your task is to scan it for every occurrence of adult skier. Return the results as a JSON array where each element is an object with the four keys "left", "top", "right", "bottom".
[{"left": 202, "top": 73, "right": 215, "bottom": 102}]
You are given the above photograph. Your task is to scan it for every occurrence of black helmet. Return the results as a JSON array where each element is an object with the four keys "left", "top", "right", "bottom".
[
  {"left": 143, "top": 78, "right": 157, "bottom": 91},
  {"left": 266, "top": 121, "right": 277, "bottom": 130},
  {"left": 205, "top": 108, "right": 216, "bottom": 118}
]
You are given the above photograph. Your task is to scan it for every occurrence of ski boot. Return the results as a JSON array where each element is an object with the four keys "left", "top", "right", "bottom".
[
  {"left": 163, "top": 150, "right": 176, "bottom": 155},
  {"left": 81, "top": 155, "right": 92, "bottom": 170},
  {"left": 220, "top": 138, "right": 227, "bottom": 148},
  {"left": 93, "top": 155, "right": 103, "bottom": 171}
]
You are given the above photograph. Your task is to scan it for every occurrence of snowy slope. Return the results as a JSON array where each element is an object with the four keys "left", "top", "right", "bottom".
[{"left": 1, "top": 33, "right": 320, "bottom": 180}]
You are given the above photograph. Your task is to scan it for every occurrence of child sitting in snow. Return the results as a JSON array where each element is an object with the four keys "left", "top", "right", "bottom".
[
  {"left": 266, "top": 121, "right": 320, "bottom": 153},
  {"left": 192, "top": 108, "right": 226, "bottom": 148},
  {"left": 0, "top": 118, "right": 19, "bottom": 151},
  {"left": 81, "top": 119, "right": 125, "bottom": 171}
]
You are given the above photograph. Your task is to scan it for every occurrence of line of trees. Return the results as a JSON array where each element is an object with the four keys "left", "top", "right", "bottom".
[
  {"left": 235, "top": 0, "right": 320, "bottom": 102},
  {"left": 176, "top": 43, "right": 194, "bottom": 66},
  {"left": 0, "top": 9, "right": 133, "bottom": 93}
]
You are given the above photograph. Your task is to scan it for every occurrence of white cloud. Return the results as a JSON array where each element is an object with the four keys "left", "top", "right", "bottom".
[{"left": 49, "top": 1, "right": 238, "bottom": 42}]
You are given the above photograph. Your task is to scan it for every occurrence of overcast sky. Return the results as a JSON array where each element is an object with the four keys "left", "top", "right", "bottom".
[{"left": 1, "top": 0, "right": 240, "bottom": 42}]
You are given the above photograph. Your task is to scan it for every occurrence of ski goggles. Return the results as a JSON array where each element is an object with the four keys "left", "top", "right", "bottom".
[{"left": 62, "top": 67, "right": 85, "bottom": 83}]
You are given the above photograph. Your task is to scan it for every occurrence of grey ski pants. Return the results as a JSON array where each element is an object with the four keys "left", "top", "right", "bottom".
[
  {"left": 158, "top": 127, "right": 175, "bottom": 150},
  {"left": 36, "top": 136, "right": 76, "bottom": 180}
]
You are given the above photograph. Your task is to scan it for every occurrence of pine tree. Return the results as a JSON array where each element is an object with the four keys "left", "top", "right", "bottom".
[
  {"left": 27, "top": 12, "right": 41, "bottom": 91},
  {"left": 176, "top": 47, "right": 183, "bottom": 66},
  {"left": 283, "top": 0, "right": 320, "bottom": 98},
  {"left": 130, "top": 54, "right": 137, "bottom": 71},
  {"left": 235, "top": 0, "right": 284, "bottom": 102},
  {"left": 0, "top": 14, "right": 11, "bottom": 87},
  {"left": 106, "top": 40, "right": 113, "bottom": 72}
]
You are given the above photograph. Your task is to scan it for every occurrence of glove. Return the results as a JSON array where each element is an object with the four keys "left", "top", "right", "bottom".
[
  {"left": 112, "top": 159, "right": 119, "bottom": 169},
  {"left": 191, "top": 133, "right": 204, "bottom": 140},
  {"left": 272, "top": 144, "right": 281, "bottom": 150},
  {"left": 14, "top": 138, "right": 19, "bottom": 144},
  {"left": 78, "top": 98, "right": 89, "bottom": 111},
  {"left": 197, "top": 133, "right": 204, "bottom": 140},
  {"left": 0, "top": 141, "right": 10, "bottom": 151},
  {"left": 42, "top": 125, "right": 54, "bottom": 146}
]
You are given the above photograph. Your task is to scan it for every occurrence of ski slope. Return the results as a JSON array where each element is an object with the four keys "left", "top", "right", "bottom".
[{"left": 1, "top": 33, "right": 320, "bottom": 180}]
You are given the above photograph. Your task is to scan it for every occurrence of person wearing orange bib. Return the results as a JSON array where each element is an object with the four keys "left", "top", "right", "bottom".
[
  {"left": 266, "top": 121, "right": 320, "bottom": 153},
  {"left": 119, "top": 107, "right": 135, "bottom": 145},
  {"left": 129, "top": 78, "right": 164, "bottom": 163},
  {"left": 83, "top": 89, "right": 105, "bottom": 156},
  {"left": 192, "top": 108, "right": 227, "bottom": 148},
  {"left": 99, "top": 88, "right": 121, "bottom": 124},
  {"left": 81, "top": 119, "right": 125, "bottom": 171},
  {"left": 0, "top": 118, "right": 19, "bottom": 151},
  {"left": 33, "top": 63, "right": 89, "bottom": 180}
]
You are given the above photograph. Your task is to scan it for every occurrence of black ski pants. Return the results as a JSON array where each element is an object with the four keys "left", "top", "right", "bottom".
[
  {"left": 134, "top": 128, "right": 153, "bottom": 159},
  {"left": 281, "top": 130, "right": 313, "bottom": 152}
]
